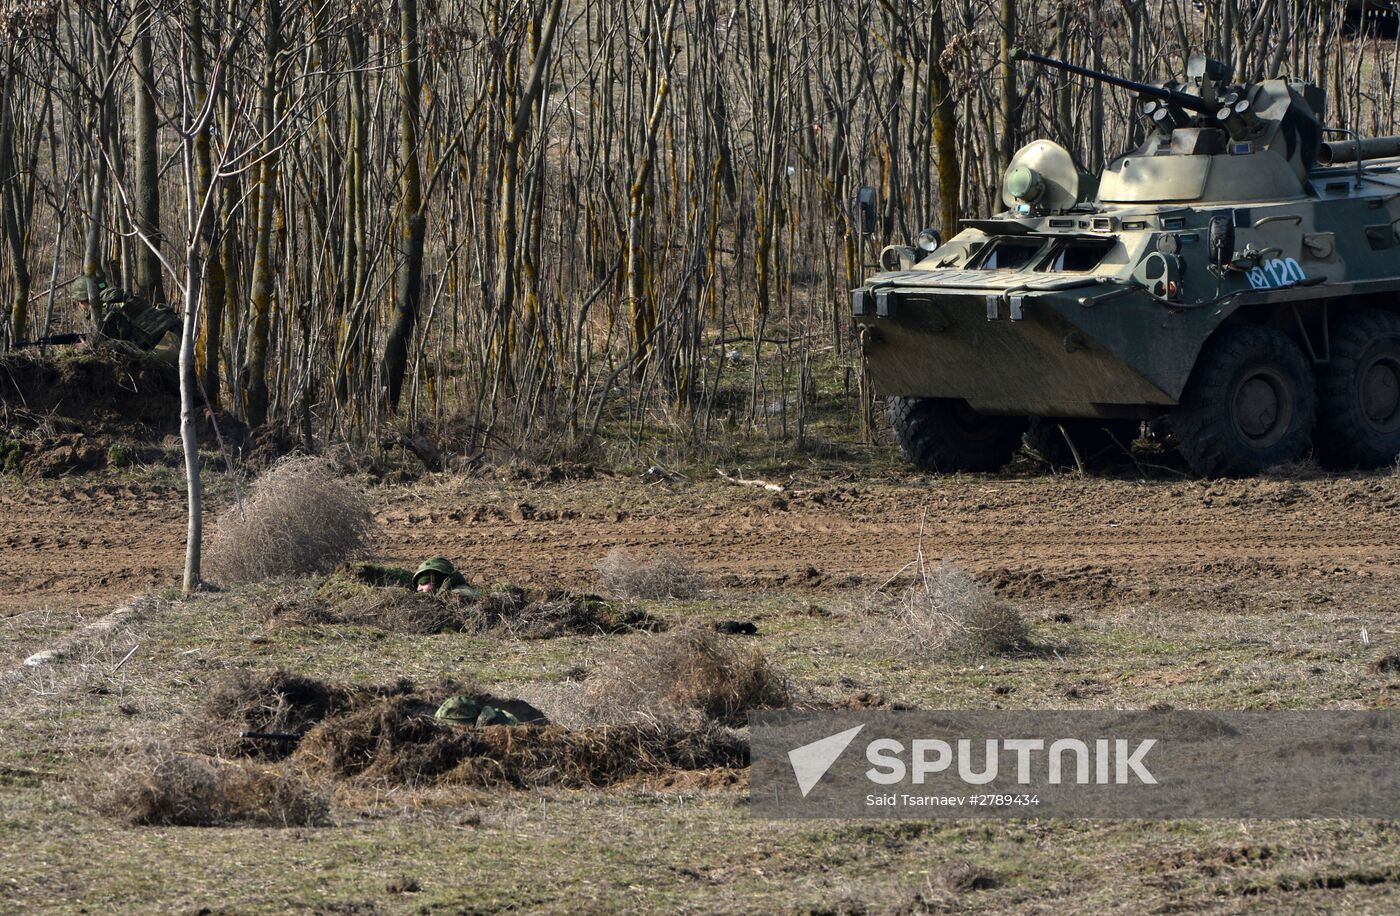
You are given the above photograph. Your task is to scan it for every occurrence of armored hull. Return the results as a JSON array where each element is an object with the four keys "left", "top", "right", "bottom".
[{"left": 855, "top": 51, "right": 1400, "bottom": 476}]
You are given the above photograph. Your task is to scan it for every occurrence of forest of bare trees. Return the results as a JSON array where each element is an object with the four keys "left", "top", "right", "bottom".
[{"left": 2, "top": 0, "right": 1398, "bottom": 461}]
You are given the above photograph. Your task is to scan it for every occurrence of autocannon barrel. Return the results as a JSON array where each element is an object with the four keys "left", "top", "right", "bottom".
[
  {"left": 1319, "top": 136, "right": 1400, "bottom": 165},
  {"left": 1009, "top": 48, "right": 1216, "bottom": 116}
]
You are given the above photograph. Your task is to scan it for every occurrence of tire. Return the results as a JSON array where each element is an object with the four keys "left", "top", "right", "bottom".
[
  {"left": 887, "top": 397, "right": 1027, "bottom": 473},
  {"left": 1167, "top": 324, "right": 1317, "bottom": 477},
  {"left": 1023, "top": 418, "right": 1141, "bottom": 471},
  {"left": 1313, "top": 309, "right": 1400, "bottom": 470}
]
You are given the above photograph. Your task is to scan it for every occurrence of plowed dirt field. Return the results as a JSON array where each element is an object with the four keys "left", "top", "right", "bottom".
[{"left": 5, "top": 467, "right": 1397, "bottom": 623}]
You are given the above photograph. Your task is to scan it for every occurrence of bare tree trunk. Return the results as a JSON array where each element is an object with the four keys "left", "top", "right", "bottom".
[
  {"left": 0, "top": 70, "right": 30, "bottom": 342},
  {"left": 179, "top": 243, "right": 203, "bottom": 593},
  {"left": 998, "top": 0, "right": 1018, "bottom": 174},
  {"left": 383, "top": 0, "right": 425, "bottom": 411},
  {"left": 334, "top": 25, "right": 369, "bottom": 406},
  {"left": 133, "top": 13, "right": 165, "bottom": 304},
  {"left": 190, "top": 0, "right": 222, "bottom": 411},
  {"left": 929, "top": 1, "right": 961, "bottom": 235},
  {"left": 626, "top": 0, "right": 678, "bottom": 368},
  {"left": 245, "top": 0, "right": 283, "bottom": 427}
]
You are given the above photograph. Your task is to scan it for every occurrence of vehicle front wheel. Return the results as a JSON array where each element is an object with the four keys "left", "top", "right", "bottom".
[
  {"left": 1313, "top": 309, "right": 1400, "bottom": 470},
  {"left": 887, "top": 397, "right": 1027, "bottom": 474},
  {"left": 1167, "top": 324, "right": 1317, "bottom": 477}
]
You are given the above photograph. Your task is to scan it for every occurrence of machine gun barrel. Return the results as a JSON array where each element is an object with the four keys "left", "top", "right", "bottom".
[
  {"left": 1010, "top": 48, "right": 1215, "bottom": 116},
  {"left": 13, "top": 333, "right": 84, "bottom": 349},
  {"left": 240, "top": 731, "right": 304, "bottom": 743}
]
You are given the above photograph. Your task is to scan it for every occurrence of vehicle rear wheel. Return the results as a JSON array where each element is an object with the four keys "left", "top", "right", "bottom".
[
  {"left": 1314, "top": 309, "right": 1400, "bottom": 470},
  {"left": 1023, "top": 418, "right": 1142, "bottom": 471},
  {"left": 887, "top": 397, "right": 1027, "bottom": 474},
  {"left": 1167, "top": 324, "right": 1316, "bottom": 477}
]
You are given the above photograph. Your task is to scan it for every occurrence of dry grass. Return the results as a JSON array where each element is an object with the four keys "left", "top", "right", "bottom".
[
  {"left": 81, "top": 741, "right": 328, "bottom": 827},
  {"left": 596, "top": 548, "right": 705, "bottom": 599},
  {"left": 259, "top": 583, "right": 662, "bottom": 638},
  {"left": 1262, "top": 458, "right": 1325, "bottom": 479},
  {"left": 1370, "top": 653, "right": 1400, "bottom": 674},
  {"left": 205, "top": 456, "right": 375, "bottom": 584},
  {"left": 914, "top": 861, "right": 1001, "bottom": 910},
  {"left": 5, "top": 597, "right": 155, "bottom": 701},
  {"left": 326, "top": 590, "right": 475, "bottom": 636},
  {"left": 331, "top": 560, "right": 417, "bottom": 590},
  {"left": 292, "top": 695, "right": 746, "bottom": 789},
  {"left": 192, "top": 670, "right": 743, "bottom": 791},
  {"left": 876, "top": 564, "right": 1029, "bottom": 658},
  {"left": 201, "top": 669, "right": 414, "bottom": 760},
  {"left": 580, "top": 627, "right": 789, "bottom": 726}
]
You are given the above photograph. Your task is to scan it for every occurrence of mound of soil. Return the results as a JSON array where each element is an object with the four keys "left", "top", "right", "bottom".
[
  {"left": 204, "top": 670, "right": 547, "bottom": 762},
  {"left": 204, "top": 669, "right": 418, "bottom": 760},
  {"left": 983, "top": 565, "right": 1125, "bottom": 602},
  {"left": 0, "top": 350, "right": 184, "bottom": 435},
  {"left": 293, "top": 696, "right": 747, "bottom": 789},
  {"left": 0, "top": 350, "right": 309, "bottom": 476},
  {"left": 200, "top": 669, "right": 745, "bottom": 791},
  {"left": 9, "top": 433, "right": 108, "bottom": 478},
  {"left": 264, "top": 580, "right": 664, "bottom": 639},
  {"left": 0, "top": 350, "right": 253, "bottom": 476}
]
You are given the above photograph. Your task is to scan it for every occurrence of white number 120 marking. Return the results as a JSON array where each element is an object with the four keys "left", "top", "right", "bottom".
[{"left": 1246, "top": 258, "right": 1307, "bottom": 290}]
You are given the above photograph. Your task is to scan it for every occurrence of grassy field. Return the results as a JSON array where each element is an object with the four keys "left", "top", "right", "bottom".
[{"left": 4, "top": 456, "right": 1400, "bottom": 913}]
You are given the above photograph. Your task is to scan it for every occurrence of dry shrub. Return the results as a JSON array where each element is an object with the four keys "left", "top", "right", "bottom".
[
  {"left": 596, "top": 548, "right": 705, "bottom": 599},
  {"left": 205, "top": 456, "right": 375, "bottom": 583},
  {"left": 293, "top": 695, "right": 745, "bottom": 789},
  {"left": 880, "top": 564, "right": 1029, "bottom": 657},
  {"left": 83, "top": 741, "right": 328, "bottom": 827},
  {"left": 580, "top": 627, "right": 788, "bottom": 726}
]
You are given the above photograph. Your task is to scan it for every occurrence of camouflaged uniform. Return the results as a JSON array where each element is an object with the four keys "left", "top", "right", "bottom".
[
  {"left": 96, "top": 287, "right": 179, "bottom": 350},
  {"left": 413, "top": 556, "right": 481, "bottom": 596}
]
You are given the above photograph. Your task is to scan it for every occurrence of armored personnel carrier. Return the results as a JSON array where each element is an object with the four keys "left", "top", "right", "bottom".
[{"left": 854, "top": 50, "right": 1400, "bottom": 476}]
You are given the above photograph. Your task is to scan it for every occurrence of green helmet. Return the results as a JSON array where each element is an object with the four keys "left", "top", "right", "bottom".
[
  {"left": 435, "top": 695, "right": 520, "bottom": 726},
  {"left": 414, "top": 556, "right": 457, "bottom": 584},
  {"left": 100, "top": 287, "right": 128, "bottom": 305},
  {"left": 434, "top": 695, "right": 484, "bottom": 722}
]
